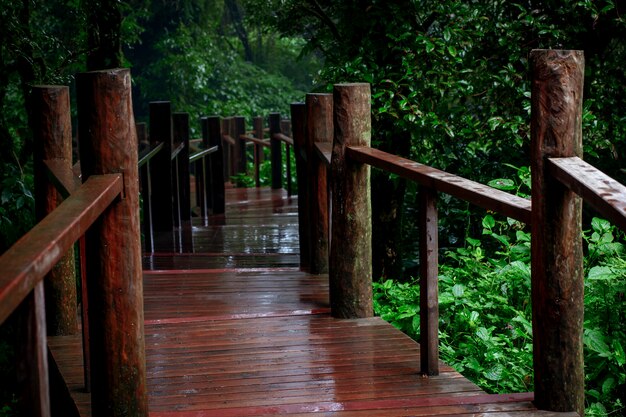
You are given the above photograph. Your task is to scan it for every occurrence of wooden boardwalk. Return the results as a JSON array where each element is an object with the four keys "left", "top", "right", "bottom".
[{"left": 47, "top": 187, "right": 575, "bottom": 416}]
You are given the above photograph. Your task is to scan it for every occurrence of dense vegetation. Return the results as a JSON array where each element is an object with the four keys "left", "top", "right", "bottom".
[{"left": 1, "top": 0, "right": 625, "bottom": 416}]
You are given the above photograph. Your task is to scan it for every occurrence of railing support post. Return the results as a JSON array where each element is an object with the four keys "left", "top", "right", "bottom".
[
  {"left": 149, "top": 101, "right": 174, "bottom": 233},
  {"left": 76, "top": 68, "right": 148, "bottom": 417},
  {"left": 419, "top": 186, "right": 439, "bottom": 375},
  {"left": 235, "top": 116, "right": 247, "bottom": 174},
  {"left": 207, "top": 116, "right": 226, "bottom": 214},
  {"left": 31, "top": 85, "right": 78, "bottom": 336},
  {"left": 329, "top": 83, "right": 372, "bottom": 318},
  {"left": 269, "top": 113, "right": 282, "bottom": 190},
  {"left": 530, "top": 49, "right": 584, "bottom": 415},
  {"left": 290, "top": 103, "right": 309, "bottom": 269},
  {"left": 173, "top": 113, "right": 191, "bottom": 224},
  {"left": 306, "top": 93, "right": 333, "bottom": 274}
]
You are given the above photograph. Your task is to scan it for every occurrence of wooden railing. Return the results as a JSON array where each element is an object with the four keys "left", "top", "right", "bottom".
[
  {"left": 0, "top": 70, "right": 149, "bottom": 417},
  {"left": 222, "top": 112, "right": 295, "bottom": 195},
  {"left": 290, "top": 50, "right": 625, "bottom": 415}
]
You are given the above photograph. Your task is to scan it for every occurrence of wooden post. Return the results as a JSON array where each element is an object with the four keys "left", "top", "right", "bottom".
[
  {"left": 269, "top": 113, "right": 282, "bottom": 190},
  {"left": 530, "top": 49, "right": 584, "bottom": 415},
  {"left": 136, "top": 122, "right": 147, "bottom": 148},
  {"left": 173, "top": 113, "right": 191, "bottom": 224},
  {"left": 76, "top": 68, "right": 148, "bottom": 417},
  {"left": 149, "top": 101, "right": 174, "bottom": 232},
  {"left": 31, "top": 85, "right": 78, "bottom": 336},
  {"left": 228, "top": 117, "right": 238, "bottom": 178},
  {"left": 221, "top": 117, "right": 232, "bottom": 179},
  {"left": 291, "top": 103, "right": 309, "bottom": 269},
  {"left": 306, "top": 93, "right": 332, "bottom": 274},
  {"left": 234, "top": 116, "right": 247, "bottom": 174},
  {"left": 419, "top": 186, "right": 439, "bottom": 375},
  {"left": 253, "top": 116, "right": 263, "bottom": 187},
  {"left": 329, "top": 83, "right": 372, "bottom": 318},
  {"left": 16, "top": 284, "right": 50, "bottom": 417},
  {"left": 206, "top": 116, "right": 226, "bottom": 214}
]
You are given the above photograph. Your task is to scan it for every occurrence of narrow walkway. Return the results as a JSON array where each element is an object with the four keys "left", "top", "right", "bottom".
[{"left": 48, "top": 187, "right": 573, "bottom": 416}]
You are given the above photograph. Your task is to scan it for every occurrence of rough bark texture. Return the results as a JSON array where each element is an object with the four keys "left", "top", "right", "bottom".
[
  {"left": 530, "top": 49, "right": 584, "bottom": 416},
  {"left": 31, "top": 85, "right": 78, "bottom": 336},
  {"left": 76, "top": 68, "right": 148, "bottom": 417},
  {"left": 329, "top": 83, "right": 372, "bottom": 318},
  {"left": 235, "top": 116, "right": 247, "bottom": 174},
  {"left": 173, "top": 113, "right": 191, "bottom": 224},
  {"left": 306, "top": 93, "right": 332, "bottom": 275}
]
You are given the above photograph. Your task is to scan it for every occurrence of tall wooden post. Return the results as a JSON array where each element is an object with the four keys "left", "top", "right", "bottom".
[
  {"left": 228, "top": 117, "right": 237, "bottom": 178},
  {"left": 329, "top": 83, "right": 372, "bottom": 318},
  {"left": 291, "top": 103, "right": 309, "bottom": 269},
  {"left": 149, "top": 101, "right": 174, "bottom": 232},
  {"left": 306, "top": 93, "right": 333, "bottom": 274},
  {"left": 221, "top": 117, "right": 231, "bottom": 179},
  {"left": 530, "top": 49, "right": 584, "bottom": 415},
  {"left": 31, "top": 86, "right": 78, "bottom": 336},
  {"left": 234, "top": 116, "right": 247, "bottom": 174},
  {"left": 419, "top": 186, "right": 439, "bottom": 375},
  {"left": 269, "top": 113, "right": 282, "bottom": 190},
  {"left": 173, "top": 113, "right": 191, "bottom": 224},
  {"left": 206, "top": 116, "right": 226, "bottom": 214},
  {"left": 76, "top": 68, "right": 148, "bottom": 417}
]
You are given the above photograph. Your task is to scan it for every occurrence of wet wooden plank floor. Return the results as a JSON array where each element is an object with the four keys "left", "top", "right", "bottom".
[{"left": 48, "top": 187, "right": 575, "bottom": 416}]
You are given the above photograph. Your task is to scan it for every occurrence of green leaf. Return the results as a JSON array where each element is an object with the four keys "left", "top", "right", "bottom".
[
  {"left": 584, "top": 328, "right": 611, "bottom": 357},
  {"left": 482, "top": 215, "right": 495, "bottom": 229},
  {"left": 587, "top": 266, "right": 617, "bottom": 281},
  {"left": 447, "top": 46, "right": 457, "bottom": 57},
  {"left": 488, "top": 178, "right": 516, "bottom": 191},
  {"left": 452, "top": 284, "right": 465, "bottom": 298},
  {"left": 425, "top": 40, "right": 435, "bottom": 53},
  {"left": 602, "top": 377, "right": 616, "bottom": 394},
  {"left": 485, "top": 364, "right": 504, "bottom": 381}
]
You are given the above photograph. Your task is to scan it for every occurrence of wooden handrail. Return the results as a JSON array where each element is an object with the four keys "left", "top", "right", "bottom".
[
  {"left": 222, "top": 134, "right": 236, "bottom": 146},
  {"left": 549, "top": 157, "right": 626, "bottom": 232},
  {"left": 0, "top": 174, "right": 123, "bottom": 324},
  {"left": 346, "top": 146, "right": 532, "bottom": 224},
  {"left": 138, "top": 142, "right": 163, "bottom": 168},
  {"left": 170, "top": 141, "right": 185, "bottom": 161},
  {"left": 189, "top": 146, "right": 218, "bottom": 163},
  {"left": 240, "top": 134, "right": 271, "bottom": 147},
  {"left": 44, "top": 159, "right": 81, "bottom": 198},
  {"left": 314, "top": 142, "right": 332, "bottom": 167},
  {"left": 273, "top": 132, "right": 294, "bottom": 146}
]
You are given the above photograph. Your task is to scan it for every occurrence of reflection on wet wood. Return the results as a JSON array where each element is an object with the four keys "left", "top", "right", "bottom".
[{"left": 48, "top": 186, "right": 569, "bottom": 416}]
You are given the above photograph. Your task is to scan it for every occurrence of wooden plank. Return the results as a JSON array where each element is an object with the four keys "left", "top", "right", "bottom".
[
  {"left": 549, "top": 156, "right": 626, "bottom": 231},
  {"left": 315, "top": 142, "right": 332, "bottom": 166},
  {"left": 346, "top": 146, "right": 532, "bottom": 224},
  {"left": 44, "top": 159, "right": 81, "bottom": 198},
  {"left": 0, "top": 174, "right": 123, "bottom": 324}
]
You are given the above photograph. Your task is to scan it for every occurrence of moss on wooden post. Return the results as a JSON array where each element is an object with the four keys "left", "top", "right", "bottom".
[
  {"left": 329, "top": 83, "right": 372, "bottom": 318},
  {"left": 31, "top": 85, "right": 78, "bottom": 336}
]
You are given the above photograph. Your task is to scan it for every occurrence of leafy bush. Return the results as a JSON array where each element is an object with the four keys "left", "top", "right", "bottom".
[{"left": 374, "top": 215, "right": 626, "bottom": 416}]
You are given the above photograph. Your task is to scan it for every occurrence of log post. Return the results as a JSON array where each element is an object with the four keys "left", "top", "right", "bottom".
[
  {"left": 269, "top": 113, "right": 282, "bottom": 190},
  {"left": 234, "top": 116, "right": 247, "bottom": 174},
  {"left": 530, "top": 49, "right": 584, "bottom": 415},
  {"left": 173, "top": 113, "right": 191, "bottom": 224},
  {"left": 329, "top": 83, "right": 372, "bottom": 318},
  {"left": 306, "top": 93, "right": 333, "bottom": 275},
  {"left": 197, "top": 117, "right": 210, "bottom": 219},
  {"left": 228, "top": 117, "right": 237, "bottom": 178},
  {"left": 291, "top": 103, "right": 309, "bottom": 269},
  {"left": 253, "top": 116, "right": 264, "bottom": 187},
  {"left": 31, "top": 85, "right": 78, "bottom": 336},
  {"left": 419, "top": 186, "right": 439, "bottom": 375},
  {"left": 206, "top": 116, "right": 226, "bottom": 214},
  {"left": 76, "top": 68, "right": 148, "bottom": 417},
  {"left": 221, "top": 117, "right": 232, "bottom": 179},
  {"left": 149, "top": 101, "right": 174, "bottom": 233}
]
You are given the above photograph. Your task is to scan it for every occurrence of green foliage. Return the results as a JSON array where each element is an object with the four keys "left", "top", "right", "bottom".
[
  {"left": 374, "top": 215, "right": 626, "bottom": 415},
  {"left": 0, "top": 164, "right": 35, "bottom": 253}
]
